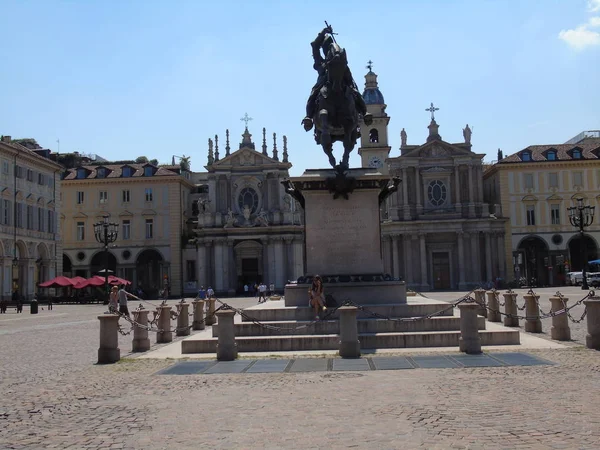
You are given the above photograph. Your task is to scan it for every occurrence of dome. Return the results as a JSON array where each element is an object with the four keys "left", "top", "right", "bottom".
[{"left": 363, "top": 87, "right": 385, "bottom": 105}]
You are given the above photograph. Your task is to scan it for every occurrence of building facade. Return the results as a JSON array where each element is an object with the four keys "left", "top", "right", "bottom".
[
  {"left": 357, "top": 70, "right": 507, "bottom": 290},
  {"left": 0, "top": 136, "right": 63, "bottom": 300},
  {"left": 483, "top": 134, "right": 600, "bottom": 286},
  {"left": 61, "top": 162, "right": 194, "bottom": 298},
  {"left": 185, "top": 127, "right": 304, "bottom": 295}
]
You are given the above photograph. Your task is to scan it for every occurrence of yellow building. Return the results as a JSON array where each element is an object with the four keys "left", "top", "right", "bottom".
[
  {"left": 61, "top": 161, "right": 194, "bottom": 298},
  {"left": 0, "top": 136, "right": 63, "bottom": 301},
  {"left": 483, "top": 133, "right": 600, "bottom": 286}
]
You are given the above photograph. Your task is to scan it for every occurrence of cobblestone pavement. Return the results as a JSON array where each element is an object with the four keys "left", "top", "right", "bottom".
[{"left": 1, "top": 289, "right": 599, "bottom": 449}]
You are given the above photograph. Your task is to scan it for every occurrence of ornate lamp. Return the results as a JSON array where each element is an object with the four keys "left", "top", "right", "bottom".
[
  {"left": 567, "top": 198, "right": 595, "bottom": 290},
  {"left": 93, "top": 216, "right": 119, "bottom": 296}
]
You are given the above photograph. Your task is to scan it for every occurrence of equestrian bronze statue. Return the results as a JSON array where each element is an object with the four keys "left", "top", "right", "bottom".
[{"left": 302, "top": 24, "right": 373, "bottom": 171}]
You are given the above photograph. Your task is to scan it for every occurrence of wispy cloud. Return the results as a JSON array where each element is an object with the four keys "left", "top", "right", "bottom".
[{"left": 559, "top": 2, "right": 600, "bottom": 51}]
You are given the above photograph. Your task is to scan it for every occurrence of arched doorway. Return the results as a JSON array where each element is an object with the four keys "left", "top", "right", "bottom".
[
  {"left": 235, "top": 240, "right": 263, "bottom": 294},
  {"left": 136, "top": 249, "right": 165, "bottom": 299},
  {"left": 90, "top": 251, "right": 117, "bottom": 276},
  {"left": 568, "top": 234, "right": 599, "bottom": 271},
  {"left": 35, "top": 243, "right": 51, "bottom": 287},
  {"left": 63, "top": 254, "right": 73, "bottom": 276},
  {"left": 14, "top": 241, "right": 28, "bottom": 298},
  {"left": 516, "top": 235, "right": 549, "bottom": 286}
]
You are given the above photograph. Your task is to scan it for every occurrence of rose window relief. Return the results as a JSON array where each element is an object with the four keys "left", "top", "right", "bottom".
[
  {"left": 238, "top": 187, "right": 259, "bottom": 215},
  {"left": 427, "top": 180, "right": 447, "bottom": 206}
]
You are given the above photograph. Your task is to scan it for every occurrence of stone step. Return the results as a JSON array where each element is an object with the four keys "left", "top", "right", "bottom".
[
  {"left": 240, "top": 302, "right": 455, "bottom": 323},
  {"left": 213, "top": 316, "right": 486, "bottom": 337},
  {"left": 181, "top": 329, "right": 519, "bottom": 354}
]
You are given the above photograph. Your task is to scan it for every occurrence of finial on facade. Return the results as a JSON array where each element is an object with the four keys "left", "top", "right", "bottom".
[
  {"left": 282, "top": 135, "right": 288, "bottom": 163},
  {"left": 208, "top": 138, "right": 214, "bottom": 165},
  {"left": 262, "top": 127, "right": 268, "bottom": 155},
  {"left": 425, "top": 102, "right": 439, "bottom": 121},
  {"left": 366, "top": 59, "right": 373, "bottom": 72},
  {"left": 400, "top": 128, "right": 407, "bottom": 148},
  {"left": 214, "top": 134, "right": 220, "bottom": 161},
  {"left": 171, "top": 155, "right": 175, "bottom": 165},
  {"left": 497, "top": 148, "right": 503, "bottom": 160},
  {"left": 272, "top": 132, "right": 279, "bottom": 161},
  {"left": 225, "top": 129, "right": 231, "bottom": 157}
]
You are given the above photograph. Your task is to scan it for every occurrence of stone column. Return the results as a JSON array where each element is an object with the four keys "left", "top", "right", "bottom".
[
  {"left": 523, "top": 292, "right": 542, "bottom": 333},
  {"left": 176, "top": 300, "right": 190, "bottom": 336},
  {"left": 454, "top": 164, "right": 462, "bottom": 214},
  {"left": 467, "top": 164, "right": 476, "bottom": 217},
  {"left": 550, "top": 295, "right": 570, "bottom": 341},
  {"left": 419, "top": 233, "right": 428, "bottom": 290},
  {"left": 338, "top": 306, "right": 360, "bottom": 358},
  {"left": 205, "top": 241, "right": 213, "bottom": 289},
  {"left": 485, "top": 232, "right": 493, "bottom": 283},
  {"left": 476, "top": 165, "right": 484, "bottom": 204},
  {"left": 584, "top": 297, "right": 600, "bottom": 350},
  {"left": 205, "top": 298, "right": 217, "bottom": 326},
  {"left": 192, "top": 299, "right": 205, "bottom": 330},
  {"left": 502, "top": 291, "right": 519, "bottom": 327},
  {"left": 214, "top": 240, "right": 224, "bottom": 293},
  {"left": 404, "top": 235, "right": 413, "bottom": 284},
  {"left": 470, "top": 232, "right": 480, "bottom": 283},
  {"left": 473, "top": 288, "right": 487, "bottom": 318},
  {"left": 97, "top": 315, "right": 120, "bottom": 364},
  {"left": 268, "top": 238, "right": 276, "bottom": 287},
  {"left": 221, "top": 240, "right": 231, "bottom": 293},
  {"left": 402, "top": 167, "right": 411, "bottom": 220},
  {"left": 293, "top": 238, "right": 304, "bottom": 281},
  {"left": 497, "top": 232, "right": 506, "bottom": 281},
  {"left": 156, "top": 305, "right": 172, "bottom": 343},
  {"left": 415, "top": 168, "right": 423, "bottom": 215},
  {"left": 274, "top": 237, "right": 285, "bottom": 290},
  {"left": 216, "top": 309, "right": 238, "bottom": 361},
  {"left": 196, "top": 243, "right": 206, "bottom": 288},
  {"left": 457, "top": 231, "right": 466, "bottom": 289},
  {"left": 486, "top": 290, "right": 501, "bottom": 322},
  {"left": 458, "top": 302, "right": 482, "bottom": 354},
  {"left": 391, "top": 234, "right": 400, "bottom": 280},
  {"left": 132, "top": 308, "right": 150, "bottom": 352}
]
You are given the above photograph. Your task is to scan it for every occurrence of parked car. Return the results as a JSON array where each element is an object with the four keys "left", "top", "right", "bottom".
[
  {"left": 567, "top": 272, "right": 583, "bottom": 286},
  {"left": 587, "top": 273, "right": 600, "bottom": 288}
]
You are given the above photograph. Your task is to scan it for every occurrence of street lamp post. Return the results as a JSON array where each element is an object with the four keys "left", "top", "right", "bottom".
[
  {"left": 568, "top": 198, "right": 595, "bottom": 290},
  {"left": 93, "top": 216, "right": 119, "bottom": 298}
]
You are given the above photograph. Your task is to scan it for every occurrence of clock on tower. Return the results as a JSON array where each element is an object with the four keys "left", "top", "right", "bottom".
[{"left": 368, "top": 155, "right": 384, "bottom": 169}]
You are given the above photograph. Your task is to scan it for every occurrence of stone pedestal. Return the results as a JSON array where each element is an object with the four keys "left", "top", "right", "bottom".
[
  {"left": 486, "top": 290, "right": 500, "bottom": 322},
  {"left": 216, "top": 309, "right": 237, "bottom": 361},
  {"left": 503, "top": 291, "right": 519, "bottom": 327},
  {"left": 156, "top": 305, "right": 172, "bottom": 344},
  {"left": 98, "top": 315, "right": 120, "bottom": 364},
  {"left": 284, "top": 168, "right": 405, "bottom": 306},
  {"left": 584, "top": 297, "right": 600, "bottom": 350},
  {"left": 523, "top": 293, "right": 542, "bottom": 333},
  {"left": 550, "top": 296, "right": 571, "bottom": 341},
  {"left": 474, "top": 288, "right": 487, "bottom": 318},
  {"left": 458, "top": 302, "right": 482, "bottom": 354},
  {"left": 205, "top": 298, "right": 217, "bottom": 326},
  {"left": 132, "top": 308, "right": 151, "bottom": 352},
  {"left": 338, "top": 306, "right": 360, "bottom": 358},
  {"left": 192, "top": 299, "right": 205, "bottom": 330},
  {"left": 176, "top": 301, "right": 190, "bottom": 336}
]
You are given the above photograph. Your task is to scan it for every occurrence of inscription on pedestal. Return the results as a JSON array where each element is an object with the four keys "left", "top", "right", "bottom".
[{"left": 305, "top": 190, "right": 382, "bottom": 275}]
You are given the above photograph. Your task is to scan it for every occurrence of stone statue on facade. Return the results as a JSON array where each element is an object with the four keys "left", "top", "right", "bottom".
[
  {"left": 463, "top": 124, "right": 472, "bottom": 144},
  {"left": 400, "top": 128, "right": 407, "bottom": 147},
  {"left": 301, "top": 23, "right": 373, "bottom": 171},
  {"left": 255, "top": 209, "right": 269, "bottom": 227},
  {"left": 223, "top": 208, "right": 237, "bottom": 228}
]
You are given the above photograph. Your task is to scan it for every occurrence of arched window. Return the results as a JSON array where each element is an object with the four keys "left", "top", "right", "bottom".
[
  {"left": 238, "top": 187, "right": 259, "bottom": 214},
  {"left": 369, "top": 128, "right": 379, "bottom": 143},
  {"left": 427, "top": 180, "right": 447, "bottom": 206}
]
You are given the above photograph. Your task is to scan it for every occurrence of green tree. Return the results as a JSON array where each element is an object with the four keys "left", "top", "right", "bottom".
[
  {"left": 179, "top": 155, "right": 191, "bottom": 171},
  {"left": 135, "top": 156, "right": 149, "bottom": 163}
]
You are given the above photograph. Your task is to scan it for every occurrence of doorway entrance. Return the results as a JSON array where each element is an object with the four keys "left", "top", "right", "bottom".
[{"left": 432, "top": 252, "right": 451, "bottom": 289}]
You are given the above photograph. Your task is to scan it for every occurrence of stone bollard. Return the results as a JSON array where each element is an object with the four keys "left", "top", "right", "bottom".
[
  {"left": 486, "top": 290, "right": 501, "bottom": 322},
  {"left": 215, "top": 309, "right": 237, "bottom": 361},
  {"left": 474, "top": 289, "right": 487, "bottom": 318},
  {"left": 192, "top": 299, "right": 206, "bottom": 330},
  {"left": 502, "top": 291, "right": 519, "bottom": 327},
  {"left": 584, "top": 297, "right": 600, "bottom": 350},
  {"left": 549, "top": 295, "right": 571, "bottom": 341},
  {"left": 338, "top": 306, "right": 361, "bottom": 358},
  {"left": 132, "top": 307, "right": 151, "bottom": 352},
  {"left": 176, "top": 300, "right": 190, "bottom": 337},
  {"left": 458, "top": 302, "right": 482, "bottom": 354},
  {"left": 523, "top": 293, "right": 542, "bottom": 333},
  {"left": 156, "top": 305, "right": 173, "bottom": 344},
  {"left": 205, "top": 298, "right": 217, "bottom": 326},
  {"left": 98, "top": 315, "right": 120, "bottom": 364}
]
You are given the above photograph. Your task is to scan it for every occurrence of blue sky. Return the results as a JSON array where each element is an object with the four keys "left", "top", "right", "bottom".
[{"left": 1, "top": 0, "right": 599, "bottom": 175}]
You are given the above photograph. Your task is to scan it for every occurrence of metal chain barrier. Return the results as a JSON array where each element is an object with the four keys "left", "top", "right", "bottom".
[
  {"left": 556, "top": 290, "right": 591, "bottom": 324},
  {"left": 496, "top": 289, "right": 505, "bottom": 307}
]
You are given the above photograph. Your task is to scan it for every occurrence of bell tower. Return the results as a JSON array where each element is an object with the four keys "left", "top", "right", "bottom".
[{"left": 358, "top": 62, "right": 391, "bottom": 175}]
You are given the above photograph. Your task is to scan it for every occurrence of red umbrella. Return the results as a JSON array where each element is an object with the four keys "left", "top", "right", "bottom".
[
  {"left": 71, "top": 276, "right": 87, "bottom": 285},
  {"left": 109, "top": 276, "right": 132, "bottom": 286},
  {"left": 39, "top": 276, "right": 75, "bottom": 288},
  {"left": 73, "top": 276, "right": 106, "bottom": 289}
]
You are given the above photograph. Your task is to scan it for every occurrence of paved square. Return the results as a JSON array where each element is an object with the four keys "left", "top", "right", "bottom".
[
  {"left": 288, "top": 358, "right": 328, "bottom": 372},
  {"left": 491, "top": 352, "right": 555, "bottom": 366},
  {"left": 371, "top": 356, "right": 415, "bottom": 370},
  {"left": 246, "top": 359, "right": 291, "bottom": 373},
  {"left": 157, "top": 360, "right": 216, "bottom": 375},
  {"left": 409, "top": 354, "right": 460, "bottom": 369},
  {"left": 450, "top": 353, "right": 506, "bottom": 367},
  {"left": 203, "top": 360, "right": 253, "bottom": 374},
  {"left": 332, "top": 358, "right": 371, "bottom": 371}
]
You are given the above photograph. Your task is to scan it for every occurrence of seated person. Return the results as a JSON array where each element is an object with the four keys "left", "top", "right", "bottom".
[{"left": 308, "top": 275, "right": 326, "bottom": 320}]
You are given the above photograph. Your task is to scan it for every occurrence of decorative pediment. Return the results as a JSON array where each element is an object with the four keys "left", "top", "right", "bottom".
[
  {"left": 36, "top": 196, "right": 45, "bottom": 205},
  {"left": 118, "top": 210, "right": 134, "bottom": 217},
  {"left": 546, "top": 194, "right": 563, "bottom": 201},
  {"left": 73, "top": 212, "right": 88, "bottom": 219},
  {"left": 211, "top": 147, "right": 280, "bottom": 169},
  {"left": 522, "top": 195, "right": 538, "bottom": 202},
  {"left": 422, "top": 166, "right": 452, "bottom": 173},
  {"left": 141, "top": 209, "right": 157, "bottom": 216},
  {"left": 400, "top": 140, "right": 473, "bottom": 159}
]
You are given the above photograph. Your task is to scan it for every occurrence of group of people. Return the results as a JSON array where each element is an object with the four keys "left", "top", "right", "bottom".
[{"left": 108, "top": 284, "right": 135, "bottom": 318}]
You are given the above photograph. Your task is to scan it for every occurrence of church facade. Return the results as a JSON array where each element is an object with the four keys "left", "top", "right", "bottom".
[
  {"left": 184, "top": 126, "right": 304, "bottom": 295},
  {"left": 357, "top": 70, "right": 508, "bottom": 290}
]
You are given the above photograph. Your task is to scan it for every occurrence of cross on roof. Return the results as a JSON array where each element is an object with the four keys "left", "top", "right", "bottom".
[
  {"left": 425, "top": 102, "right": 439, "bottom": 121},
  {"left": 366, "top": 60, "right": 373, "bottom": 71},
  {"left": 240, "top": 112, "right": 253, "bottom": 128}
]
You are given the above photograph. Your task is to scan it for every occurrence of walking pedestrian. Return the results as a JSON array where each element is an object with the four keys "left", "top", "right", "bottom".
[
  {"left": 118, "top": 284, "right": 131, "bottom": 318},
  {"left": 109, "top": 285, "right": 119, "bottom": 313},
  {"left": 244, "top": 284, "right": 249, "bottom": 297}
]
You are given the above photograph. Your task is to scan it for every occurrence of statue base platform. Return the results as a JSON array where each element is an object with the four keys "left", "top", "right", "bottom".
[{"left": 284, "top": 279, "right": 406, "bottom": 306}]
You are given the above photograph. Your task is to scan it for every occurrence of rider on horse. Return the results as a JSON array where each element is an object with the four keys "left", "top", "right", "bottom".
[{"left": 302, "top": 26, "right": 372, "bottom": 132}]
